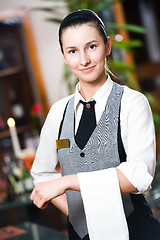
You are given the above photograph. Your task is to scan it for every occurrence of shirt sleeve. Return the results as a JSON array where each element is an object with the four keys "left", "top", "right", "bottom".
[
  {"left": 30, "top": 94, "right": 74, "bottom": 185},
  {"left": 30, "top": 103, "right": 63, "bottom": 185},
  {"left": 118, "top": 88, "right": 156, "bottom": 193}
]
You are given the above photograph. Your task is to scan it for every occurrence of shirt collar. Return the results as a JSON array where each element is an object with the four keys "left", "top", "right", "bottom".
[{"left": 74, "top": 75, "right": 113, "bottom": 110}]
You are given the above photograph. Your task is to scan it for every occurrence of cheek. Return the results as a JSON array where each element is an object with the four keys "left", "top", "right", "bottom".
[
  {"left": 92, "top": 49, "right": 106, "bottom": 65},
  {"left": 68, "top": 62, "right": 78, "bottom": 72},
  {"left": 64, "top": 56, "right": 79, "bottom": 70}
]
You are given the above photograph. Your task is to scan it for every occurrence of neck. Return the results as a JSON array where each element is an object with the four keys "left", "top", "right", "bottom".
[{"left": 79, "top": 73, "right": 108, "bottom": 101}]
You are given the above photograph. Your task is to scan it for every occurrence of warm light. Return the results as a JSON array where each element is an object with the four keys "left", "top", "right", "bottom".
[
  {"left": 115, "top": 34, "right": 123, "bottom": 42},
  {"left": 7, "top": 117, "right": 15, "bottom": 128}
]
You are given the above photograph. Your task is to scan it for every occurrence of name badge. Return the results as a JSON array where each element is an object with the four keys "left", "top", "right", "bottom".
[{"left": 56, "top": 139, "right": 70, "bottom": 149}]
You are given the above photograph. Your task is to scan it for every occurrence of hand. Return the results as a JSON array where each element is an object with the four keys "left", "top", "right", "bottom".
[{"left": 30, "top": 177, "right": 68, "bottom": 209}]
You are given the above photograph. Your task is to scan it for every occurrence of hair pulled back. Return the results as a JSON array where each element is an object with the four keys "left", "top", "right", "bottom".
[{"left": 59, "top": 9, "right": 107, "bottom": 53}]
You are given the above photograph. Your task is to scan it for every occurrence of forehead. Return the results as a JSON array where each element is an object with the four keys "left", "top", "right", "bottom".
[{"left": 61, "top": 24, "right": 103, "bottom": 47}]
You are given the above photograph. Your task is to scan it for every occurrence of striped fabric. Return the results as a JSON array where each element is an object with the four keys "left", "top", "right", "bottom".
[{"left": 57, "top": 82, "right": 133, "bottom": 239}]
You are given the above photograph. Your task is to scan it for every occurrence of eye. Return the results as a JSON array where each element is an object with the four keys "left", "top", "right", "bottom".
[
  {"left": 89, "top": 44, "right": 97, "bottom": 50},
  {"left": 69, "top": 49, "right": 76, "bottom": 54}
]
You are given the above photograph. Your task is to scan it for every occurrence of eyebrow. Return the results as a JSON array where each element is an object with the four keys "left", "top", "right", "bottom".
[{"left": 66, "top": 40, "right": 98, "bottom": 50}]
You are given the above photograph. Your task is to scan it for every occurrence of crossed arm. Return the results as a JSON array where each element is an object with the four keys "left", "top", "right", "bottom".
[
  {"left": 30, "top": 91, "right": 155, "bottom": 215},
  {"left": 30, "top": 169, "right": 137, "bottom": 215}
]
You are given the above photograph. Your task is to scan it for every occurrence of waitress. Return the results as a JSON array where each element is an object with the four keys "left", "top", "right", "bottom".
[{"left": 30, "top": 9, "right": 160, "bottom": 240}]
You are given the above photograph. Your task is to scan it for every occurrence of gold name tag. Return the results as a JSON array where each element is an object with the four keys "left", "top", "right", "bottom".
[{"left": 56, "top": 139, "right": 70, "bottom": 149}]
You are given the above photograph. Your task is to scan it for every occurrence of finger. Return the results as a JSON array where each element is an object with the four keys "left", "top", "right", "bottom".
[
  {"left": 30, "top": 188, "right": 35, "bottom": 200},
  {"left": 41, "top": 201, "right": 49, "bottom": 209},
  {"left": 32, "top": 193, "right": 46, "bottom": 209}
]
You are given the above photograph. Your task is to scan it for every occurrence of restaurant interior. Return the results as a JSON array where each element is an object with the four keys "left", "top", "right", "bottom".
[{"left": 0, "top": 0, "right": 160, "bottom": 239}]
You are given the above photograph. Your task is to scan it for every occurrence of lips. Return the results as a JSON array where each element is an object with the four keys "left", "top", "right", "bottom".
[{"left": 80, "top": 66, "right": 95, "bottom": 72}]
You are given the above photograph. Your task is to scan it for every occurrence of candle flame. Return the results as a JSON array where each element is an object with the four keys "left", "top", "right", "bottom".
[{"left": 7, "top": 117, "right": 15, "bottom": 128}]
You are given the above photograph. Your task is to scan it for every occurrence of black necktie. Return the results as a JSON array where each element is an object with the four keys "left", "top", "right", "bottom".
[{"left": 75, "top": 100, "right": 96, "bottom": 150}]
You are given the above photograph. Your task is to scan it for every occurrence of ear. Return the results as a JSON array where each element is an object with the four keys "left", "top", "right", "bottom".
[
  {"left": 106, "top": 36, "right": 111, "bottom": 56},
  {"left": 60, "top": 48, "right": 67, "bottom": 64}
]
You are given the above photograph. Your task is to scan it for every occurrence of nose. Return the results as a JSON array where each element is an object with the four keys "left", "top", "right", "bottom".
[{"left": 80, "top": 51, "right": 90, "bottom": 66}]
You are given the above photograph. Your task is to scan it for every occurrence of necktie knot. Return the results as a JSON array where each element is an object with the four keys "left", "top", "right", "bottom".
[{"left": 80, "top": 100, "right": 96, "bottom": 109}]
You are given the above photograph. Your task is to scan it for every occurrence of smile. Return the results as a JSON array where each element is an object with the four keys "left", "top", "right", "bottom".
[{"left": 80, "top": 66, "right": 95, "bottom": 73}]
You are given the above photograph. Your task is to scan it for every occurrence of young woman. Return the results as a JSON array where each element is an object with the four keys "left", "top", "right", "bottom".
[{"left": 30, "top": 9, "right": 160, "bottom": 240}]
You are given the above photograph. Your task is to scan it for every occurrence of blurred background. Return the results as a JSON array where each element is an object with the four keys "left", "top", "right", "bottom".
[{"left": 0, "top": 0, "right": 160, "bottom": 238}]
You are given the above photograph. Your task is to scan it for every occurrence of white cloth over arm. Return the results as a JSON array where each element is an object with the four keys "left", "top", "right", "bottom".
[
  {"left": 75, "top": 78, "right": 156, "bottom": 193},
  {"left": 76, "top": 82, "right": 156, "bottom": 240},
  {"left": 78, "top": 168, "right": 129, "bottom": 240}
]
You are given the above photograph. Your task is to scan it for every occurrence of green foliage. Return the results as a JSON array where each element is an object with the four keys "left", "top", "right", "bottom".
[
  {"left": 109, "top": 60, "right": 135, "bottom": 75},
  {"left": 34, "top": 0, "right": 160, "bottom": 136},
  {"left": 65, "top": 0, "right": 112, "bottom": 13},
  {"left": 112, "top": 40, "right": 143, "bottom": 51},
  {"left": 107, "top": 22, "right": 148, "bottom": 34},
  {"left": 44, "top": 17, "right": 62, "bottom": 23}
]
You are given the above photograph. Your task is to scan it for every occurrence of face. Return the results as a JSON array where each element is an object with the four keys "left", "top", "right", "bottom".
[{"left": 61, "top": 24, "right": 111, "bottom": 87}]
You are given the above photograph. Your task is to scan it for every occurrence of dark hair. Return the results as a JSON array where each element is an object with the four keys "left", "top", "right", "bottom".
[{"left": 59, "top": 9, "right": 107, "bottom": 53}]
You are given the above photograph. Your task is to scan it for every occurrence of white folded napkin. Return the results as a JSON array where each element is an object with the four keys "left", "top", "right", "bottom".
[{"left": 78, "top": 168, "right": 129, "bottom": 240}]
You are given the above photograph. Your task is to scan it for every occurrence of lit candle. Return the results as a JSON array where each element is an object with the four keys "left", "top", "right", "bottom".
[{"left": 7, "top": 117, "right": 22, "bottom": 158}]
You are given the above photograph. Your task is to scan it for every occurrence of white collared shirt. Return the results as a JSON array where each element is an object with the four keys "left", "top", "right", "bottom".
[{"left": 31, "top": 75, "right": 156, "bottom": 193}]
